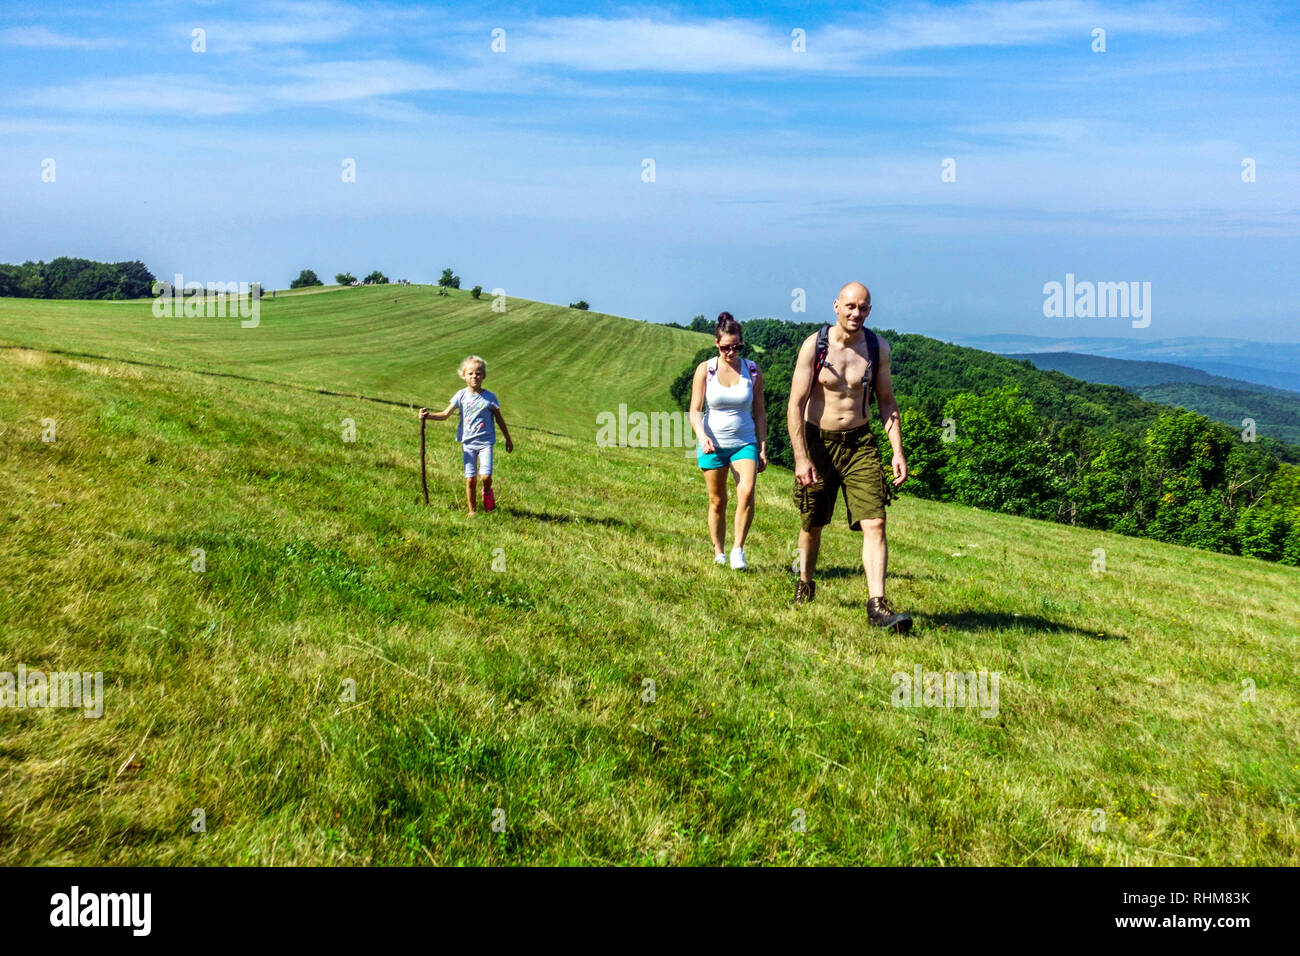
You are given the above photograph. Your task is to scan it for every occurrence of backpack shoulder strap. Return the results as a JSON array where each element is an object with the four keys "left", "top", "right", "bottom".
[
  {"left": 706, "top": 357, "right": 717, "bottom": 377},
  {"left": 745, "top": 359, "right": 758, "bottom": 380},
  {"left": 862, "top": 329, "right": 879, "bottom": 413},
  {"left": 813, "top": 325, "right": 830, "bottom": 375}
]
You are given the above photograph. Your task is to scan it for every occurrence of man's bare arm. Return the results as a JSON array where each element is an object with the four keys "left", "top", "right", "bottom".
[
  {"left": 787, "top": 335, "right": 818, "bottom": 484},
  {"left": 873, "top": 338, "right": 907, "bottom": 485}
]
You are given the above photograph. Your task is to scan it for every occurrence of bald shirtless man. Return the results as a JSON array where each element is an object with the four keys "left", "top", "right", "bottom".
[{"left": 787, "top": 282, "right": 912, "bottom": 631}]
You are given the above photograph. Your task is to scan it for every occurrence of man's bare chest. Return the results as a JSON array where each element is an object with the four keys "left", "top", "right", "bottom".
[{"left": 816, "top": 345, "right": 870, "bottom": 397}]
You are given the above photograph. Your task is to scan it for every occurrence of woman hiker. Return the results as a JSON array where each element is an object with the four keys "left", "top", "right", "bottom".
[{"left": 688, "top": 312, "right": 768, "bottom": 569}]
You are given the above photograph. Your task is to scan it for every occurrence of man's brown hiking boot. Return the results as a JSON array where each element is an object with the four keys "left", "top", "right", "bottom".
[
  {"left": 793, "top": 580, "right": 816, "bottom": 604},
  {"left": 867, "top": 596, "right": 912, "bottom": 633}
]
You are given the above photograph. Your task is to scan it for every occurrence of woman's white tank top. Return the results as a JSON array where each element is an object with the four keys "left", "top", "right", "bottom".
[{"left": 703, "top": 359, "right": 758, "bottom": 448}]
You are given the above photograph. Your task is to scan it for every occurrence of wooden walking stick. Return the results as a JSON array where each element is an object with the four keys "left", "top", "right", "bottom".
[{"left": 419, "top": 413, "right": 429, "bottom": 504}]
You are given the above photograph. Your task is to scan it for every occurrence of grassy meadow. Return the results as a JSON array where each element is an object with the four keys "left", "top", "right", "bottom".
[
  {"left": 0, "top": 284, "right": 708, "bottom": 440},
  {"left": 1, "top": 287, "right": 1297, "bottom": 865}
]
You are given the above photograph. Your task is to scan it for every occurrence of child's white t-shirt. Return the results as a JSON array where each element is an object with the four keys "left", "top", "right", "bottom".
[{"left": 451, "top": 388, "right": 498, "bottom": 448}]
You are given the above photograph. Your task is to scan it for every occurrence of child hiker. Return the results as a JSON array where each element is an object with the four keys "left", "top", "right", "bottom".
[{"left": 419, "top": 355, "right": 513, "bottom": 515}]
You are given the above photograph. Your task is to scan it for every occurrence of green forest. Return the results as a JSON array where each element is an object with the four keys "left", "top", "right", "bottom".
[
  {"left": 0, "top": 257, "right": 156, "bottom": 300},
  {"left": 1011, "top": 351, "right": 1300, "bottom": 447},
  {"left": 671, "top": 319, "right": 1300, "bottom": 566},
  {"left": 1132, "top": 383, "right": 1300, "bottom": 448}
]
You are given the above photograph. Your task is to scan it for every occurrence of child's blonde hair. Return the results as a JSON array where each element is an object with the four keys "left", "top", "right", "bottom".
[{"left": 458, "top": 355, "right": 486, "bottom": 380}]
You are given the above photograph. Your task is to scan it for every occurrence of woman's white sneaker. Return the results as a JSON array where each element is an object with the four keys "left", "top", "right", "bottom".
[
  {"left": 729, "top": 546, "right": 748, "bottom": 570},
  {"left": 714, "top": 552, "right": 727, "bottom": 566}
]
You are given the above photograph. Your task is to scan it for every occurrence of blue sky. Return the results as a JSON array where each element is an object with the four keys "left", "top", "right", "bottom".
[{"left": 2, "top": 0, "right": 1298, "bottom": 340}]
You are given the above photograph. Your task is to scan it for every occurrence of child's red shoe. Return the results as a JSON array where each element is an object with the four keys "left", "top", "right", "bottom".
[{"left": 483, "top": 488, "right": 495, "bottom": 512}]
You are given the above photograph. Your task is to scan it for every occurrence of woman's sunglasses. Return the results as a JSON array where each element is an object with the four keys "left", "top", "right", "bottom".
[{"left": 717, "top": 343, "right": 743, "bottom": 353}]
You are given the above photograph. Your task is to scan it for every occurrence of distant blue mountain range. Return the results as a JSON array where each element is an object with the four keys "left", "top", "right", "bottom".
[
  {"left": 905, "top": 335, "right": 1300, "bottom": 447},
  {"left": 928, "top": 333, "right": 1300, "bottom": 394}
]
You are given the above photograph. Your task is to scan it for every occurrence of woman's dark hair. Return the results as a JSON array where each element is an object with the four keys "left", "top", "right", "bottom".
[{"left": 715, "top": 312, "right": 742, "bottom": 340}]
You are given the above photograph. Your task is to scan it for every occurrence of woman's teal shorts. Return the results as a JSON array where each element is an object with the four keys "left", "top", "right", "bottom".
[{"left": 697, "top": 442, "right": 759, "bottom": 470}]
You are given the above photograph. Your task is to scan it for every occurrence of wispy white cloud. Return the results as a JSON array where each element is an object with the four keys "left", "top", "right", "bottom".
[
  {"left": 497, "top": 2, "right": 1215, "bottom": 73},
  {"left": 832, "top": 0, "right": 1216, "bottom": 55},
  {"left": 185, "top": 0, "right": 366, "bottom": 52},
  {"left": 274, "top": 59, "right": 468, "bottom": 102},
  {"left": 23, "top": 58, "right": 518, "bottom": 115},
  {"left": 0, "top": 25, "right": 123, "bottom": 49},
  {"left": 498, "top": 15, "right": 941, "bottom": 74},
  {"left": 7, "top": 1, "right": 1231, "bottom": 122},
  {"left": 958, "top": 119, "right": 1102, "bottom": 146},
  {"left": 25, "top": 76, "right": 257, "bottom": 116},
  {"left": 501, "top": 16, "right": 819, "bottom": 74}
]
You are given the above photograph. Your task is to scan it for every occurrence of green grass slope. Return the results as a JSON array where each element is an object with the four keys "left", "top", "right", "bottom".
[
  {"left": 2, "top": 342, "right": 1297, "bottom": 866},
  {"left": 0, "top": 285, "right": 709, "bottom": 440}
]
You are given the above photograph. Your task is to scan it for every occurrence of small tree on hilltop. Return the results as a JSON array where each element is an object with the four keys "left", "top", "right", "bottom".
[
  {"left": 470, "top": 285, "right": 482, "bottom": 300},
  {"left": 335, "top": 272, "right": 356, "bottom": 285},
  {"left": 569, "top": 300, "right": 589, "bottom": 310},
  {"left": 364, "top": 270, "right": 389, "bottom": 285},
  {"left": 439, "top": 268, "right": 461, "bottom": 289},
  {"left": 290, "top": 269, "right": 324, "bottom": 289}
]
